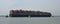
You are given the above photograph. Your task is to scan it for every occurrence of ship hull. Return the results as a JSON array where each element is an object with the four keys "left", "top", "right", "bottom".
[{"left": 10, "top": 14, "right": 51, "bottom": 17}]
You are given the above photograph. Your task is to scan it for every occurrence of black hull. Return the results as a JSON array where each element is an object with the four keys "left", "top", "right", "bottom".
[
  {"left": 31, "top": 14, "right": 51, "bottom": 17},
  {"left": 10, "top": 14, "right": 51, "bottom": 17},
  {"left": 10, "top": 14, "right": 28, "bottom": 17}
]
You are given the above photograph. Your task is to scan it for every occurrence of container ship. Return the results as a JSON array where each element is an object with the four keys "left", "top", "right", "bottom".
[{"left": 9, "top": 9, "right": 52, "bottom": 17}]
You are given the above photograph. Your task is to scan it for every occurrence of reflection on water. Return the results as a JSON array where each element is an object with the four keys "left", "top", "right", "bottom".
[{"left": 0, "top": 16, "right": 60, "bottom": 24}]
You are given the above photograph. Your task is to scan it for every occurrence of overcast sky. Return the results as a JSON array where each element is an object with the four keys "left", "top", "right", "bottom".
[{"left": 0, "top": 0, "right": 60, "bottom": 16}]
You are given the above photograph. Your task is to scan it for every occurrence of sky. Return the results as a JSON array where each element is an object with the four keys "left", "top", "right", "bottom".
[{"left": 0, "top": 0, "right": 60, "bottom": 16}]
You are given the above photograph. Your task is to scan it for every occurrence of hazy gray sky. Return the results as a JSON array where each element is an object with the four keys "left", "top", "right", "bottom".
[{"left": 0, "top": 0, "right": 60, "bottom": 16}]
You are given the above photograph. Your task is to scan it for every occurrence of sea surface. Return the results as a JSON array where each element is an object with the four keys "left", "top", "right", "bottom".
[{"left": 0, "top": 16, "right": 60, "bottom": 24}]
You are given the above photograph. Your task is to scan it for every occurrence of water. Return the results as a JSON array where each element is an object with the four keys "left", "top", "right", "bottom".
[{"left": 0, "top": 16, "right": 60, "bottom": 24}]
